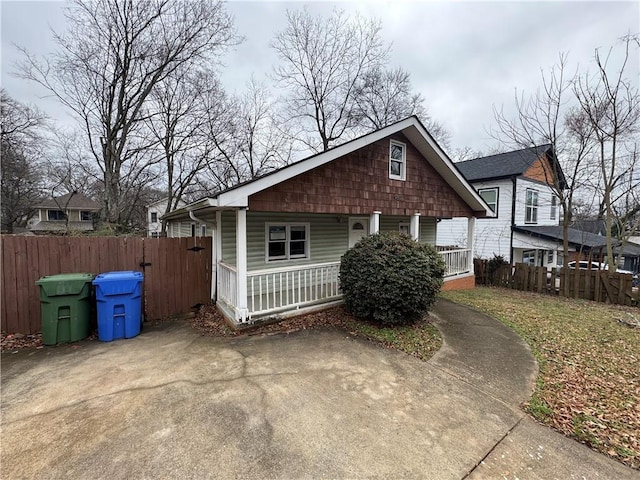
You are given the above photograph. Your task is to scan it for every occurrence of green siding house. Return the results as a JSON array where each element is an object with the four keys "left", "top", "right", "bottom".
[{"left": 163, "top": 117, "right": 489, "bottom": 326}]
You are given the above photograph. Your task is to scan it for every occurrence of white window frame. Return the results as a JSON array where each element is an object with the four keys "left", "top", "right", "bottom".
[
  {"left": 200, "top": 225, "right": 207, "bottom": 237},
  {"left": 150, "top": 211, "right": 158, "bottom": 223},
  {"left": 265, "top": 223, "right": 310, "bottom": 262},
  {"left": 547, "top": 250, "right": 554, "bottom": 264},
  {"left": 80, "top": 211, "right": 92, "bottom": 222},
  {"left": 389, "top": 140, "right": 406, "bottom": 181},
  {"left": 525, "top": 189, "right": 539, "bottom": 224},
  {"left": 398, "top": 222, "right": 410, "bottom": 235},
  {"left": 522, "top": 250, "right": 537, "bottom": 265},
  {"left": 550, "top": 195, "right": 557, "bottom": 220},
  {"left": 478, "top": 187, "right": 499, "bottom": 217}
]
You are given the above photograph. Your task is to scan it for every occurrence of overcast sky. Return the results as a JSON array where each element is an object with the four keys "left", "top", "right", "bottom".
[{"left": 1, "top": 1, "right": 639, "bottom": 154}]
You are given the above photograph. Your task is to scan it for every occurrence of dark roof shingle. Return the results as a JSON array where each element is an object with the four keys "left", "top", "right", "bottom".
[
  {"left": 36, "top": 193, "right": 101, "bottom": 210},
  {"left": 455, "top": 145, "right": 552, "bottom": 182}
]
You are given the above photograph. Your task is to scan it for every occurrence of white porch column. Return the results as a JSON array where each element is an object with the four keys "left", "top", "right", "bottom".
[
  {"left": 236, "top": 208, "right": 248, "bottom": 322},
  {"left": 370, "top": 211, "right": 381, "bottom": 234},
  {"left": 214, "top": 210, "right": 222, "bottom": 300},
  {"left": 467, "top": 216, "right": 476, "bottom": 272},
  {"left": 410, "top": 213, "right": 420, "bottom": 241}
]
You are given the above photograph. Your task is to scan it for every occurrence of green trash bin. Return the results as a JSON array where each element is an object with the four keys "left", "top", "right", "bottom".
[{"left": 36, "top": 273, "right": 95, "bottom": 345}]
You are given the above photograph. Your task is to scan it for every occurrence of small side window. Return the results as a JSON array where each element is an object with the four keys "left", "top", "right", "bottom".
[{"left": 478, "top": 188, "right": 498, "bottom": 216}]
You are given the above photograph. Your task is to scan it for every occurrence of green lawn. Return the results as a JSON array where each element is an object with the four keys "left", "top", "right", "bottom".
[{"left": 441, "top": 287, "right": 640, "bottom": 470}]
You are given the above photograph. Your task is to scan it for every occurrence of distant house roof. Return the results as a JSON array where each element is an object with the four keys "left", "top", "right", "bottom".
[
  {"left": 35, "top": 193, "right": 101, "bottom": 211},
  {"left": 455, "top": 144, "right": 565, "bottom": 187},
  {"left": 569, "top": 219, "right": 607, "bottom": 236},
  {"left": 514, "top": 225, "right": 640, "bottom": 258},
  {"left": 513, "top": 225, "right": 609, "bottom": 249}
]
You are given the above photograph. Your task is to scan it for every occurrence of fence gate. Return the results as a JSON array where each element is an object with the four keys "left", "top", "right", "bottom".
[
  {"left": 1, "top": 235, "right": 213, "bottom": 334},
  {"left": 142, "top": 237, "right": 212, "bottom": 320}
]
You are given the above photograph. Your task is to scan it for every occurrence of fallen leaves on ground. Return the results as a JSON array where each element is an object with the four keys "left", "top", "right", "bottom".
[
  {"left": 442, "top": 287, "right": 640, "bottom": 470},
  {"left": 190, "top": 304, "right": 442, "bottom": 362},
  {"left": 1, "top": 332, "right": 44, "bottom": 352}
]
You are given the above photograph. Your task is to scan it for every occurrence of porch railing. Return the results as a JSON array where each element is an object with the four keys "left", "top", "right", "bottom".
[
  {"left": 439, "top": 249, "right": 471, "bottom": 277},
  {"left": 247, "top": 262, "right": 341, "bottom": 317},
  {"left": 218, "top": 262, "right": 238, "bottom": 308},
  {"left": 219, "top": 249, "right": 471, "bottom": 322}
]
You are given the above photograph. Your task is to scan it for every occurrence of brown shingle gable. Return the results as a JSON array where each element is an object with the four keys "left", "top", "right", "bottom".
[{"left": 249, "top": 133, "right": 473, "bottom": 218}]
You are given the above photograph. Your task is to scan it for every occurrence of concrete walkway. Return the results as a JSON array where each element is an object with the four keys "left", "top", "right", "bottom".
[{"left": 1, "top": 300, "right": 637, "bottom": 479}]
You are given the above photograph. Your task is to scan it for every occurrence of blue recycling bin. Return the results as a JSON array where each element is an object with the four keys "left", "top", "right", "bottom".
[{"left": 93, "top": 271, "right": 144, "bottom": 342}]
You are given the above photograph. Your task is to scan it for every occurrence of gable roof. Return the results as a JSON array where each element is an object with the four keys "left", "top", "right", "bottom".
[
  {"left": 35, "top": 193, "right": 101, "bottom": 211},
  {"left": 456, "top": 144, "right": 565, "bottom": 186},
  {"left": 164, "top": 116, "right": 490, "bottom": 219}
]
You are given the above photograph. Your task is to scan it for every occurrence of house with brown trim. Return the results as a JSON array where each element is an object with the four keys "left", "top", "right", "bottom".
[
  {"left": 28, "top": 192, "right": 101, "bottom": 233},
  {"left": 437, "top": 145, "right": 569, "bottom": 267},
  {"left": 163, "top": 117, "right": 490, "bottom": 326}
]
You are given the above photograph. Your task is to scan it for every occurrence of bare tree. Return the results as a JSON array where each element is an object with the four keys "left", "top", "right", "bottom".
[
  {"left": 145, "top": 68, "right": 220, "bottom": 233},
  {"left": 573, "top": 34, "right": 640, "bottom": 271},
  {"left": 492, "top": 54, "right": 595, "bottom": 289},
  {"left": 271, "top": 8, "right": 388, "bottom": 152},
  {"left": 0, "top": 91, "right": 46, "bottom": 232},
  {"left": 17, "top": 0, "right": 238, "bottom": 226},
  {"left": 197, "top": 79, "right": 293, "bottom": 193},
  {"left": 353, "top": 66, "right": 450, "bottom": 148}
]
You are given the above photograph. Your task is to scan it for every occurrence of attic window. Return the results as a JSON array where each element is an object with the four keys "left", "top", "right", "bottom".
[
  {"left": 151, "top": 212, "right": 158, "bottom": 223},
  {"left": 389, "top": 140, "right": 406, "bottom": 181}
]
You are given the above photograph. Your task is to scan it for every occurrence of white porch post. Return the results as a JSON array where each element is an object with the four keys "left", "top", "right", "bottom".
[
  {"left": 236, "top": 208, "right": 248, "bottom": 322},
  {"left": 370, "top": 211, "right": 381, "bottom": 234},
  {"left": 467, "top": 216, "right": 476, "bottom": 272},
  {"left": 214, "top": 210, "right": 222, "bottom": 300},
  {"left": 410, "top": 213, "right": 420, "bottom": 241}
]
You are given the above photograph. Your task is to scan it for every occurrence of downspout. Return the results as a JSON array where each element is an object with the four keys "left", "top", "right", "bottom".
[{"left": 510, "top": 176, "right": 517, "bottom": 265}]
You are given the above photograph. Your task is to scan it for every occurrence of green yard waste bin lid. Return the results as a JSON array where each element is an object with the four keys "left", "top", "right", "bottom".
[{"left": 36, "top": 273, "right": 95, "bottom": 297}]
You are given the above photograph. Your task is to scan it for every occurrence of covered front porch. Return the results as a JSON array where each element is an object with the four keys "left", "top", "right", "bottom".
[{"left": 215, "top": 208, "right": 476, "bottom": 325}]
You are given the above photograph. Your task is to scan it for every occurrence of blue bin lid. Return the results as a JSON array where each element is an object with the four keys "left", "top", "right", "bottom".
[
  {"left": 93, "top": 271, "right": 144, "bottom": 283},
  {"left": 93, "top": 271, "right": 143, "bottom": 296}
]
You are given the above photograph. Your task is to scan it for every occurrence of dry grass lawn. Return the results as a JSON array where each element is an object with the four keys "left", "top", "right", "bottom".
[{"left": 441, "top": 287, "right": 640, "bottom": 470}]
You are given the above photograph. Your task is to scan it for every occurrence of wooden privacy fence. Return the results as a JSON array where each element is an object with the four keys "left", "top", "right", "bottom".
[
  {"left": 1, "top": 235, "right": 212, "bottom": 334},
  {"left": 474, "top": 259, "right": 638, "bottom": 306}
]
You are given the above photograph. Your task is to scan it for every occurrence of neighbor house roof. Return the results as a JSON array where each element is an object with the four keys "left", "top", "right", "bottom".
[
  {"left": 456, "top": 144, "right": 566, "bottom": 187},
  {"left": 163, "top": 116, "right": 491, "bottom": 220},
  {"left": 35, "top": 193, "right": 101, "bottom": 211},
  {"left": 514, "top": 225, "right": 609, "bottom": 249},
  {"left": 515, "top": 225, "right": 640, "bottom": 258},
  {"left": 569, "top": 219, "right": 607, "bottom": 236}
]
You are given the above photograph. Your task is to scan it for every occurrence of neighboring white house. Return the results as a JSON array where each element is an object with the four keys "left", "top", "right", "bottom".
[
  {"left": 437, "top": 145, "right": 567, "bottom": 267},
  {"left": 146, "top": 197, "right": 186, "bottom": 237},
  {"left": 162, "top": 116, "right": 491, "bottom": 326}
]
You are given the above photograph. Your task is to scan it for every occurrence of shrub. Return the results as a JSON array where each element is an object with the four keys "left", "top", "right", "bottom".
[
  {"left": 487, "top": 254, "right": 509, "bottom": 284},
  {"left": 339, "top": 231, "right": 445, "bottom": 326}
]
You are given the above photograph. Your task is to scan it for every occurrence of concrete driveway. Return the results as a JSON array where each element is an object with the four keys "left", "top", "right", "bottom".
[{"left": 1, "top": 300, "right": 636, "bottom": 479}]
